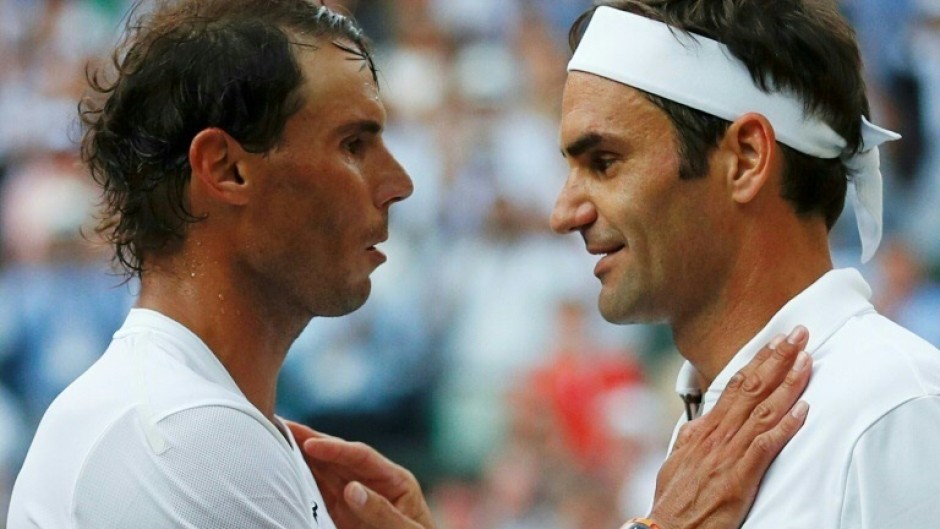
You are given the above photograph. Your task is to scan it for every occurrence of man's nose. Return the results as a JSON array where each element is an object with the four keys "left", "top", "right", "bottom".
[
  {"left": 376, "top": 154, "right": 414, "bottom": 209},
  {"left": 550, "top": 180, "right": 596, "bottom": 234}
]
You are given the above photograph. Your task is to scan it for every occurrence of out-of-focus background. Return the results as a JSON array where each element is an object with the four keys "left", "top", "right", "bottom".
[{"left": 1, "top": 0, "right": 938, "bottom": 527}]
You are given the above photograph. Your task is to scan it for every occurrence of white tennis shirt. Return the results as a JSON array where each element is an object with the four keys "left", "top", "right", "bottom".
[
  {"left": 8, "top": 308, "right": 336, "bottom": 529},
  {"left": 672, "top": 268, "right": 940, "bottom": 528}
]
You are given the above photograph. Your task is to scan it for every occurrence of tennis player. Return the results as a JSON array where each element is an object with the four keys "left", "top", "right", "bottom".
[
  {"left": 9, "top": 1, "right": 813, "bottom": 528},
  {"left": 552, "top": 1, "right": 940, "bottom": 528}
]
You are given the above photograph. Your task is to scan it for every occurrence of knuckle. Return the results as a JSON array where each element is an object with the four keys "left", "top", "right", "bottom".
[
  {"left": 772, "top": 340, "right": 793, "bottom": 360},
  {"left": 781, "top": 370, "right": 801, "bottom": 390},
  {"left": 676, "top": 421, "right": 698, "bottom": 446},
  {"left": 749, "top": 402, "right": 775, "bottom": 424},
  {"left": 752, "top": 432, "right": 780, "bottom": 457},
  {"left": 351, "top": 441, "right": 372, "bottom": 453},
  {"left": 780, "top": 374, "right": 800, "bottom": 394},
  {"left": 726, "top": 371, "right": 746, "bottom": 391},
  {"left": 741, "top": 372, "right": 763, "bottom": 395},
  {"left": 753, "top": 344, "right": 774, "bottom": 363}
]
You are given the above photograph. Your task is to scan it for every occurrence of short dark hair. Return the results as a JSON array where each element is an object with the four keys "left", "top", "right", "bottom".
[
  {"left": 569, "top": 0, "right": 870, "bottom": 229},
  {"left": 81, "top": 0, "right": 376, "bottom": 279}
]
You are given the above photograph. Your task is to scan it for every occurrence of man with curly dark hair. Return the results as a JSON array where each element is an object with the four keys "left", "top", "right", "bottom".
[
  {"left": 10, "top": 1, "right": 419, "bottom": 528},
  {"left": 8, "top": 1, "right": 815, "bottom": 528}
]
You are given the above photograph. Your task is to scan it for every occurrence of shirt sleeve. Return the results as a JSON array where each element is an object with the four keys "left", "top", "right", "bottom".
[
  {"left": 840, "top": 395, "right": 940, "bottom": 528},
  {"left": 72, "top": 406, "right": 314, "bottom": 529}
]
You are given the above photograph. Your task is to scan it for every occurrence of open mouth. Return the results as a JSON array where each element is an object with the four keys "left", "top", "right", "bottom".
[
  {"left": 587, "top": 243, "right": 626, "bottom": 257},
  {"left": 590, "top": 244, "right": 626, "bottom": 277},
  {"left": 366, "top": 243, "right": 387, "bottom": 263}
]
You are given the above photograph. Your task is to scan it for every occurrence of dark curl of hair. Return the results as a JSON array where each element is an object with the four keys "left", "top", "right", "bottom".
[
  {"left": 81, "top": 0, "right": 376, "bottom": 279},
  {"left": 570, "top": 0, "right": 870, "bottom": 230}
]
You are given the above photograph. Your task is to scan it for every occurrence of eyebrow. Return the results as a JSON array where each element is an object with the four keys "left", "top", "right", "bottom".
[
  {"left": 338, "top": 119, "right": 383, "bottom": 136},
  {"left": 561, "top": 132, "right": 603, "bottom": 158}
]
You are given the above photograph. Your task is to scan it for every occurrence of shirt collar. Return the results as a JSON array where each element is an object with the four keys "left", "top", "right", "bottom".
[
  {"left": 676, "top": 268, "right": 875, "bottom": 415},
  {"left": 115, "top": 308, "right": 245, "bottom": 398}
]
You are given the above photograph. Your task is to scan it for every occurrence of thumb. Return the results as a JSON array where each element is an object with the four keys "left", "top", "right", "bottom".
[{"left": 344, "top": 481, "right": 421, "bottom": 529}]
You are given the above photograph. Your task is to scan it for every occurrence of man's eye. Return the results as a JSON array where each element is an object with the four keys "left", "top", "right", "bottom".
[
  {"left": 590, "top": 154, "right": 616, "bottom": 174},
  {"left": 343, "top": 137, "right": 364, "bottom": 154}
]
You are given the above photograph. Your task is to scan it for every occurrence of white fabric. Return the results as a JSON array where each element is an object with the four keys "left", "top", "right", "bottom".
[
  {"left": 671, "top": 269, "right": 940, "bottom": 528},
  {"left": 7, "top": 309, "right": 336, "bottom": 529},
  {"left": 567, "top": 7, "right": 901, "bottom": 262}
]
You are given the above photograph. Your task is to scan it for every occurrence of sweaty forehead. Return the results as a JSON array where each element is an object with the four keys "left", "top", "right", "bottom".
[
  {"left": 298, "top": 43, "right": 373, "bottom": 88},
  {"left": 294, "top": 43, "right": 384, "bottom": 117},
  {"left": 363, "top": 79, "right": 380, "bottom": 101}
]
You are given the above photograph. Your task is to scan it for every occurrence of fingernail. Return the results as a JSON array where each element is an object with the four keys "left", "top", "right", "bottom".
[
  {"left": 786, "top": 326, "right": 807, "bottom": 345},
  {"left": 348, "top": 482, "right": 367, "bottom": 507},
  {"left": 791, "top": 400, "right": 809, "bottom": 419},
  {"left": 769, "top": 334, "right": 786, "bottom": 350},
  {"left": 792, "top": 351, "right": 810, "bottom": 371}
]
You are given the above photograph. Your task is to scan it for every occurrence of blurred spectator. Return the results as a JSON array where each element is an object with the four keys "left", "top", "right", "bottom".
[
  {"left": 478, "top": 440, "right": 558, "bottom": 529},
  {"left": 527, "top": 300, "right": 644, "bottom": 470},
  {"left": 0, "top": 384, "right": 25, "bottom": 527},
  {"left": 430, "top": 0, "right": 522, "bottom": 42},
  {"left": 903, "top": 1, "right": 940, "bottom": 263},
  {"left": 0, "top": 149, "right": 134, "bottom": 426},
  {"left": 842, "top": 0, "right": 923, "bottom": 184},
  {"left": 871, "top": 237, "right": 940, "bottom": 347},
  {"left": 1, "top": 152, "right": 96, "bottom": 263}
]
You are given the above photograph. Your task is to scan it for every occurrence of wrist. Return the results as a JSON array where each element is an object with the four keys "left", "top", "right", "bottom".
[{"left": 623, "top": 517, "right": 663, "bottom": 529}]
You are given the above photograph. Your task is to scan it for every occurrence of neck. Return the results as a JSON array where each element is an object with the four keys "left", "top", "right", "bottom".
[
  {"left": 137, "top": 249, "right": 309, "bottom": 421},
  {"left": 672, "top": 223, "right": 832, "bottom": 386}
]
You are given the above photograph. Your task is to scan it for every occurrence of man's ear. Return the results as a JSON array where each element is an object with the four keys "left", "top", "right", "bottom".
[
  {"left": 721, "top": 113, "right": 780, "bottom": 205},
  {"left": 189, "top": 128, "right": 250, "bottom": 206}
]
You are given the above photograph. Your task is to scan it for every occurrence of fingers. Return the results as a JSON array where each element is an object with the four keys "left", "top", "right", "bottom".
[
  {"left": 343, "top": 481, "right": 423, "bottom": 529},
  {"left": 304, "top": 437, "right": 422, "bottom": 507},
  {"left": 736, "top": 353, "right": 812, "bottom": 477},
  {"left": 290, "top": 427, "right": 436, "bottom": 529},
  {"left": 647, "top": 327, "right": 814, "bottom": 529},
  {"left": 711, "top": 326, "right": 809, "bottom": 433},
  {"left": 285, "top": 420, "right": 336, "bottom": 445},
  {"left": 304, "top": 438, "right": 373, "bottom": 468},
  {"left": 304, "top": 438, "right": 408, "bottom": 486}
]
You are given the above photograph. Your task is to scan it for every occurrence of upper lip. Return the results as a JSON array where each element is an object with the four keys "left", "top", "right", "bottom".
[
  {"left": 367, "top": 234, "right": 388, "bottom": 249},
  {"left": 586, "top": 242, "right": 625, "bottom": 255}
]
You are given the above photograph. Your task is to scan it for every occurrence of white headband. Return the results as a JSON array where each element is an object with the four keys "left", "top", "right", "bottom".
[{"left": 568, "top": 6, "right": 901, "bottom": 263}]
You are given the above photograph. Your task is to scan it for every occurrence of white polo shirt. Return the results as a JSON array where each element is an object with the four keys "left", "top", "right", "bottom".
[
  {"left": 8, "top": 309, "right": 336, "bottom": 529},
  {"left": 672, "top": 268, "right": 940, "bottom": 528}
]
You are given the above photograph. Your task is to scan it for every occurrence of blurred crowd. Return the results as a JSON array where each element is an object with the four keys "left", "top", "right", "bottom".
[{"left": 0, "top": 0, "right": 938, "bottom": 527}]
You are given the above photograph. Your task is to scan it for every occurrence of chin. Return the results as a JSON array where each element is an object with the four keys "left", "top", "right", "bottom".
[
  {"left": 598, "top": 306, "right": 631, "bottom": 325},
  {"left": 597, "top": 290, "right": 647, "bottom": 325},
  {"left": 597, "top": 298, "right": 626, "bottom": 324},
  {"left": 316, "top": 280, "right": 372, "bottom": 318}
]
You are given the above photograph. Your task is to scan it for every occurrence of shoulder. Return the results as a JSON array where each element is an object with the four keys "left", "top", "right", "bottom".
[
  {"left": 840, "top": 396, "right": 940, "bottom": 527},
  {"left": 72, "top": 405, "right": 309, "bottom": 528},
  {"left": 816, "top": 311, "right": 940, "bottom": 396},
  {"left": 802, "top": 312, "right": 940, "bottom": 431}
]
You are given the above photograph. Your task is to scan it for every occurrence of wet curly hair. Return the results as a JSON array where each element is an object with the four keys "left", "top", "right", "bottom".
[{"left": 81, "top": 0, "right": 376, "bottom": 279}]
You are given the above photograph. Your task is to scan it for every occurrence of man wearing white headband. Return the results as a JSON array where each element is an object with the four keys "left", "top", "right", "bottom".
[{"left": 553, "top": 1, "right": 940, "bottom": 528}]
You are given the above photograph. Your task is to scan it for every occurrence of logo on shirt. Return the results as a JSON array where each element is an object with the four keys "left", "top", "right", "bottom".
[{"left": 312, "top": 501, "right": 319, "bottom": 527}]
